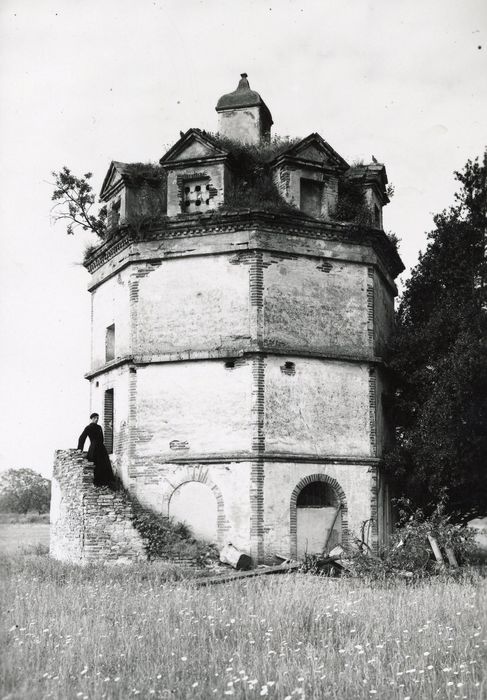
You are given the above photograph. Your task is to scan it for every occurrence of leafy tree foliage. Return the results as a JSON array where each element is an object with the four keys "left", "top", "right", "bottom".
[
  {"left": 385, "top": 153, "right": 487, "bottom": 515},
  {"left": 51, "top": 167, "right": 107, "bottom": 237},
  {"left": 0, "top": 469, "right": 51, "bottom": 514}
]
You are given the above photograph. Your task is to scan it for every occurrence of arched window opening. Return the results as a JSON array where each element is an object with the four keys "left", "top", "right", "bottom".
[{"left": 297, "top": 481, "right": 338, "bottom": 508}]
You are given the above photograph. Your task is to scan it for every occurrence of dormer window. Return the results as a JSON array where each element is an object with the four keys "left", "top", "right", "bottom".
[{"left": 182, "top": 178, "right": 211, "bottom": 213}]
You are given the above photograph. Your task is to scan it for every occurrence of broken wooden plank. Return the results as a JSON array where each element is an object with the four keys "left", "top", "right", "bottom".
[
  {"left": 445, "top": 547, "right": 459, "bottom": 568},
  {"left": 427, "top": 535, "right": 445, "bottom": 566},
  {"left": 194, "top": 562, "right": 300, "bottom": 587},
  {"left": 321, "top": 504, "right": 342, "bottom": 555}
]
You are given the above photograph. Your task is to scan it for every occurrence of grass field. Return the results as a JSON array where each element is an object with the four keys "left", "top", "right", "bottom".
[
  {"left": 0, "top": 513, "right": 50, "bottom": 555},
  {"left": 1, "top": 550, "right": 486, "bottom": 700}
]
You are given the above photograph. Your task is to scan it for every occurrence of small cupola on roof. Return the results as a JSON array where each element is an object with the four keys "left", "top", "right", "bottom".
[{"left": 216, "top": 73, "right": 273, "bottom": 145}]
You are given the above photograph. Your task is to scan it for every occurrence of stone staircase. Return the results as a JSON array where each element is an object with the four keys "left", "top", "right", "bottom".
[{"left": 50, "top": 449, "right": 146, "bottom": 564}]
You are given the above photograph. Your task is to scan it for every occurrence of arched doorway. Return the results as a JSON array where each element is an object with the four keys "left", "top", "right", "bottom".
[
  {"left": 168, "top": 481, "right": 218, "bottom": 543},
  {"left": 295, "top": 479, "right": 343, "bottom": 558}
]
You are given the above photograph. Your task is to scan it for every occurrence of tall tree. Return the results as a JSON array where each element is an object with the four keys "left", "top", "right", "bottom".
[
  {"left": 385, "top": 153, "right": 487, "bottom": 515},
  {"left": 50, "top": 167, "right": 107, "bottom": 237},
  {"left": 0, "top": 469, "right": 51, "bottom": 514}
]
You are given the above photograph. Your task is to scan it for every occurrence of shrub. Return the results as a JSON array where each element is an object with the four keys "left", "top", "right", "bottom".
[
  {"left": 349, "top": 499, "right": 478, "bottom": 580},
  {"left": 331, "top": 178, "right": 371, "bottom": 225},
  {"left": 124, "top": 491, "right": 219, "bottom": 564}
]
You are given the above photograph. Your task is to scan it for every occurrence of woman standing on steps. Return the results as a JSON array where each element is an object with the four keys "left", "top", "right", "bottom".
[{"left": 77, "top": 413, "right": 115, "bottom": 487}]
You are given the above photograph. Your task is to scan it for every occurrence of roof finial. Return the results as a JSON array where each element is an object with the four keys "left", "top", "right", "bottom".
[{"left": 237, "top": 73, "right": 250, "bottom": 90}]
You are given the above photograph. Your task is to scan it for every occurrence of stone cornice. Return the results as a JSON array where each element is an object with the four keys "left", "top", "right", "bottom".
[
  {"left": 135, "top": 452, "right": 381, "bottom": 466},
  {"left": 84, "top": 210, "right": 404, "bottom": 279},
  {"left": 84, "top": 348, "right": 386, "bottom": 380}
]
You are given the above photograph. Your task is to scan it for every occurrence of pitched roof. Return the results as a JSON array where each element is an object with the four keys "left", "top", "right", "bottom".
[
  {"left": 159, "top": 128, "right": 229, "bottom": 165},
  {"left": 273, "top": 133, "right": 349, "bottom": 171},
  {"left": 99, "top": 161, "right": 130, "bottom": 199}
]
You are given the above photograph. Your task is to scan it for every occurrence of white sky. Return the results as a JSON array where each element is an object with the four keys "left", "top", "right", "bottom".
[{"left": 0, "top": 0, "right": 486, "bottom": 478}]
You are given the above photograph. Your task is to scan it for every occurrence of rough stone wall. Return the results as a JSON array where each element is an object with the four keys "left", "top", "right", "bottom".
[{"left": 50, "top": 449, "right": 146, "bottom": 564}]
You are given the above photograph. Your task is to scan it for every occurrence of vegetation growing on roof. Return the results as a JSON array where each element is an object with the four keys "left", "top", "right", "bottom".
[
  {"left": 52, "top": 164, "right": 168, "bottom": 263},
  {"left": 123, "top": 162, "right": 166, "bottom": 187},
  {"left": 206, "top": 133, "right": 306, "bottom": 215},
  {"left": 331, "top": 177, "right": 372, "bottom": 225},
  {"left": 208, "top": 133, "right": 301, "bottom": 165},
  {"left": 386, "top": 231, "right": 401, "bottom": 253}
]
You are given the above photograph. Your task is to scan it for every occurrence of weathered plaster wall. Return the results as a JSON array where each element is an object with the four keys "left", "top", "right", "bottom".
[
  {"left": 262, "top": 461, "right": 374, "bottom": 558},
  {"left": 365, "top": 188, "right": 383, "bottom": 229},
  {"left": 264, "top": 357, "right": 371, "bottom": 456},
  {"left": 50, "top": 450, "right": 145, "bottom": 564},
  {"left": 132, "top": 461, "right": 252, "bottom": 552},
  {"left": 135, "top": 255, "right": 251, "bottom": 355},
  {"left": 91, "top": 269, "right": 131, "bottom": 369},
  {"left": 374, "top": 272, "right": 395, "bottom": 356},
  {"left": 125, "top": 183, "right": 166, "bottom": 220},
  {"left": 218, "top": 106, "right": 264, "bottom": 145},
  {"left": 374, "top": 368, "right": 392, "bottom": 457},
  {"left": 263, "top": 255, "right": 370, "bottom": 356},
  {"left": 134, "top": 360, "right": 253, "bottom": 460},
  {"left": 87, "top": 229, "right": 398, "bottom": 296}
]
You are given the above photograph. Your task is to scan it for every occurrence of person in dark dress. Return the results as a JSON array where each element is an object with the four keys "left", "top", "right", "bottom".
[{"left": 77, "top": 413, "right": 115, "bottom": 487}]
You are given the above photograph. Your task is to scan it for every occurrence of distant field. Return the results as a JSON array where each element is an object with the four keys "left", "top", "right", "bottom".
[
  {"left": 0, "top": 523, "right": 50, "bottom": 553},
  {"left": 1, "top": 552, "right": 486, "bottom": 700}
]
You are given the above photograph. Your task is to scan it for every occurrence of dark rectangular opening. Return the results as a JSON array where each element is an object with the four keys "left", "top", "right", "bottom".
[
  {"left": 105, "top": 324, "right": 115, "bottom": 362},
  {"left": 300, "top": 178, "right": 323, "bottom": 217},
  {"left": 104, "top": 389, "right": 114, "bottom": 454}
]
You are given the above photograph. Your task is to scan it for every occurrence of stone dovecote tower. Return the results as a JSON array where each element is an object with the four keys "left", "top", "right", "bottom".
[{"left": 52, "top": 74, "right": 404, "bottom": 564}]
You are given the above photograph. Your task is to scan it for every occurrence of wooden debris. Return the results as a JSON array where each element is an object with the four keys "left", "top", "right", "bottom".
[
  {"left": 427, "top": 535, "right": 445, "bottom": 567},
  {"left": 194, "top": 562, "right": 300, "bottom": 587},
  {"left": 445, "top": 547, "right": 459, "bottom": 568},
  {"left": 322, "top": 504, "right": 342, "bottom": 555},
  {"left": 219, "top": 543, "right": 252, "bottom": 570}
]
